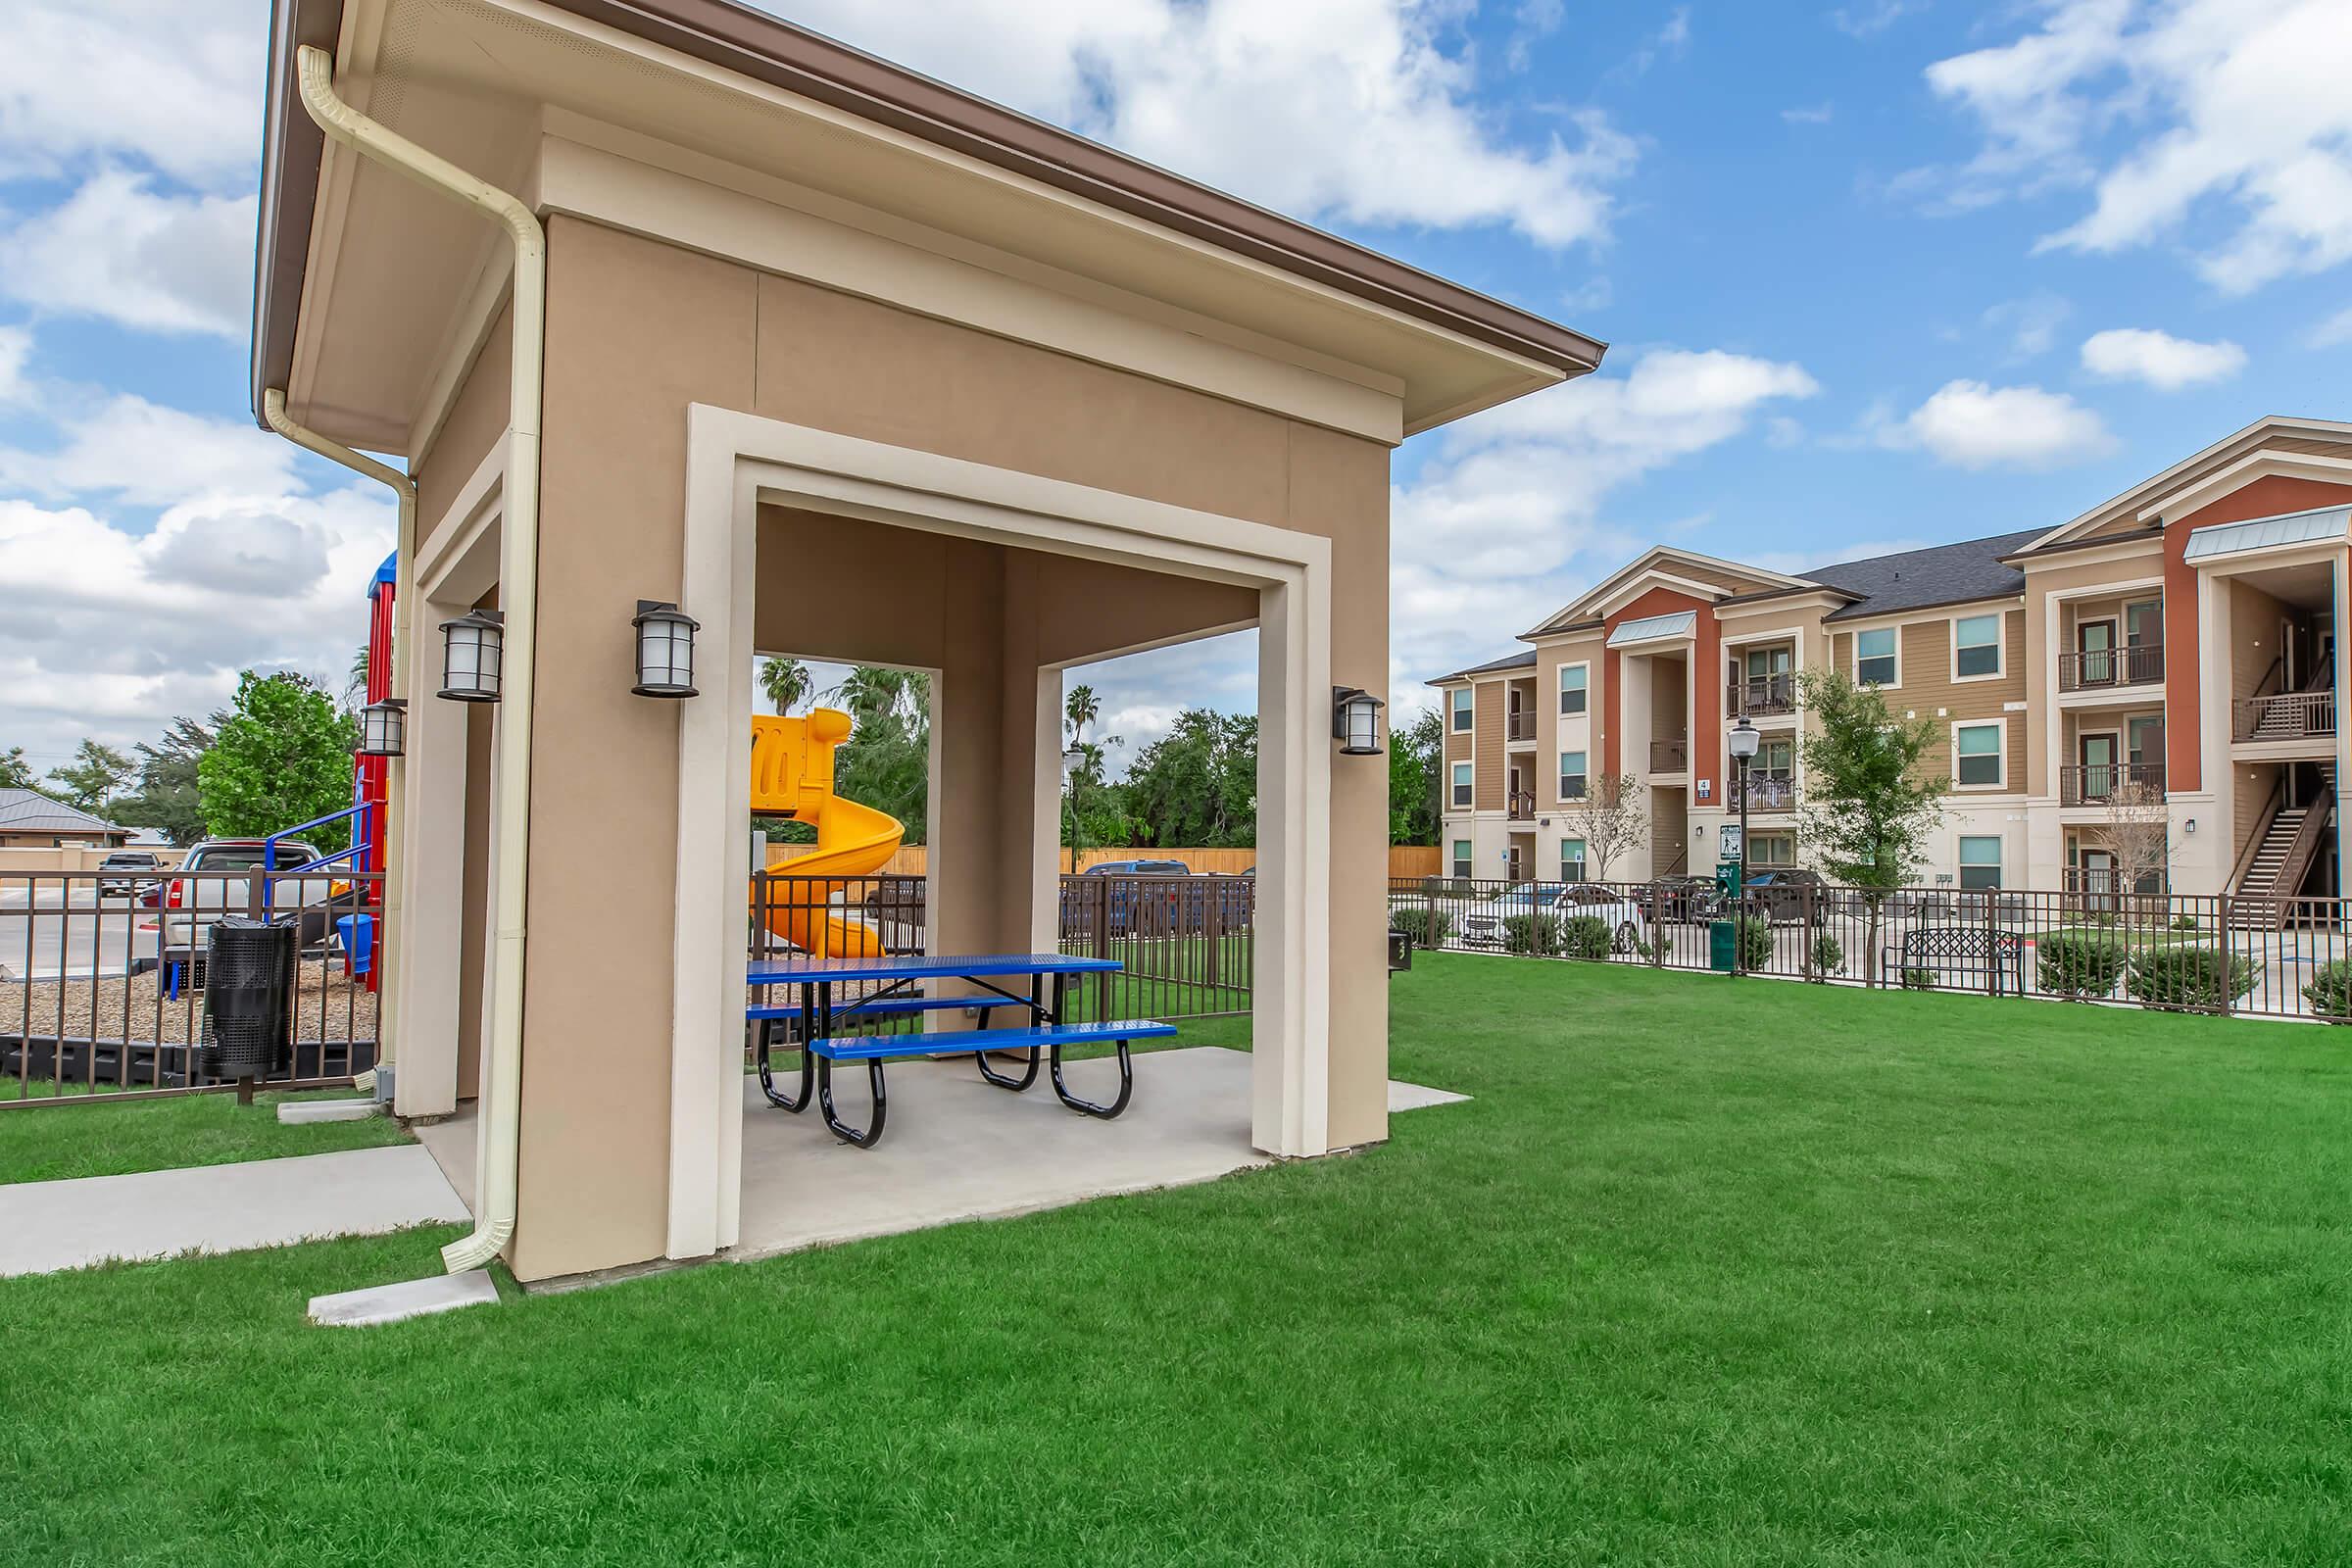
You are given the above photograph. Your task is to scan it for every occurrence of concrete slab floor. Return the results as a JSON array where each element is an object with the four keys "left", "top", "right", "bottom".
[
  {"left": 410, "top": 1047, "right": 1471, "bottom": 1282},
  {"left": 0, "top": 1145, "right": 472, "bottom": 1278},
  {"left": 310, "top": 1268, "right": 500, "bottom": 1327}
]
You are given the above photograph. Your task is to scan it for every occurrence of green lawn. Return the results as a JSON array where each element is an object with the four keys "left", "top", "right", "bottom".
[
  {"left": 0, "top": 1088, "right": 410, "bottom": 1184},
  {"left": 5, "top": 957, "right": 2349, "bottom": 1564}
]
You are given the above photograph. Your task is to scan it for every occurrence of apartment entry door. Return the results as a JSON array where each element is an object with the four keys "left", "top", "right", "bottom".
[
  {"left": 2079, "top": 732, "right": 2118, "bottom": 799},
  {"left": 2077, "top": 618, "right": 2116, "bottom": 686}
]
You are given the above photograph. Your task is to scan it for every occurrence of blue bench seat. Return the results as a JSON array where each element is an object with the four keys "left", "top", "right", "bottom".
[
  {"left": 747, "top": 995, "right": 980, "bottom": 1023},
  {"left": 805, "top": 1019, "right": 1174, "bottom": 1148}
]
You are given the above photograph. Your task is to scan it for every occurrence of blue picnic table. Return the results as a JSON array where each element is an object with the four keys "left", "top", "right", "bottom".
[{"left": 748, "top": 952, "right": 1171, "bottom": 1148}]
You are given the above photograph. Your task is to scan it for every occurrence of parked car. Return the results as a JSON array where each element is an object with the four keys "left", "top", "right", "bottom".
[
  {"left": 1065, "top": 858, "right": 1250, "bottom": 937},
  {"left": 95, "top": 850, "right": 162, "bottom": 897},
  {"left": 156, "top": 838, "right": 340, "bottom": 957},
  {"left": 1634, "top": 874, "right": 1723, "bottom": 924},
  {"left": 1743, "top": 868, "right": 1834, "bottom": 924},
  {"left": 1459, "top": 881, "right": 1652, "bottom": 955}
]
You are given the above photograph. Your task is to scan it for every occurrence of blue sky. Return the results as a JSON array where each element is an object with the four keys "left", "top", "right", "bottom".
[{"left": 1, "top": 1, "right": 2347, "bottom": 781}]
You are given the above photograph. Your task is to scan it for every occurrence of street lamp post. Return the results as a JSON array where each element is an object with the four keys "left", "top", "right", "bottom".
[
  {"left": 1061, "top": 744, "right": 1087, "bottom": 876},
  {"left": 1727, "top": 714, "right": 1761, "bottom": 978}
]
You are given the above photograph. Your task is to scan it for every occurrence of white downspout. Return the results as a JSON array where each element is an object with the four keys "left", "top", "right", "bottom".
[
  {"left": 261, "top": 388, "right": 413, "bottom": 1100},
  {"left": 295, "top": 43, "right": 544, "bottom": 1275}
]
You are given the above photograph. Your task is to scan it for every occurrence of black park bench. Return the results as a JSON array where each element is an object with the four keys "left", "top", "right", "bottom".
[{"left": 1884, "top": 924, "right": 2026, "bottom": 995}]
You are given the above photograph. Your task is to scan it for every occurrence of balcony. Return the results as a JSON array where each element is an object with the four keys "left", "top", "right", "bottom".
[
  {"left": 2058, "top": 643, "right": 2164, "bottom": 693},
  {"left": 1506, "top": 790, "right": 1537, "bottom": 821},
  {"left": 1648, "top": 736, "right": 1689, "bottom": 773},
  {"left": 1728, "top": 672, "right": 1796, "bottom": 717},
  {"left": 1505, "top": 710, "right": 1536, "bottom": 743},
  {"left": 2235, "top": 690, "right": 2336, "bottom": 743},
  {"left": 1735, "top": 773, "right": 1797, "bottom": 812},
  {"left": 2059, "top": 761, "right": 2165, "bottom": 808}
]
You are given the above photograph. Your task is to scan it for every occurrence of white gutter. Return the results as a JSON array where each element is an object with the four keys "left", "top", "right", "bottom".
[
  {"left": 261, "top": 388, "right": 413, "bottom": 1099},
  {"left": 295, "top": 43, "right": 544, "bottom": 1275}
]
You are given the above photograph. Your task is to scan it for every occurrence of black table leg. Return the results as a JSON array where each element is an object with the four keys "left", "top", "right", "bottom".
[
  {"left": 1051, "top": 1034, "right": 1133, "bottom": 1119},
  {"left": 816, "top": 1053, "right": 889, "bottom": 1148},
  {"left": 975, "top": 971, "right": 1041, "bottom": 1091},
  {"left": 757, "top": 980, "right": 816, "bottom": 1112}
]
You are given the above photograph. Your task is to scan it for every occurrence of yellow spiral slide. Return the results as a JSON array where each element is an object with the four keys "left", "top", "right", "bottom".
[{"left": 749, "top": 709, "right": 906, "bottom": 958}]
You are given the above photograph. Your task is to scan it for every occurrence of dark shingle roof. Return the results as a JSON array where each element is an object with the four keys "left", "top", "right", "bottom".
[
  {"left": 1429, "top": 649, "right": 1537, "bottom": 684},
  {"left": 1803, "top": 528, "right": 2045, "bottom": 622},
  {"left": 0, "top": 789, "right": 122, "bottom": 835}
]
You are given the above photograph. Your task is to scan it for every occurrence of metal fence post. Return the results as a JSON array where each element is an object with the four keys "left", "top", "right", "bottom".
[{"left": 1651, "top": 882, "right": 1665, "bottom": 967}]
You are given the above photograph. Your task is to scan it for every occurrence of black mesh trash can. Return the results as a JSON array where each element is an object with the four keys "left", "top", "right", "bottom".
[{"left": 197, "top": 917, "right": 298, "bottom": 1081}]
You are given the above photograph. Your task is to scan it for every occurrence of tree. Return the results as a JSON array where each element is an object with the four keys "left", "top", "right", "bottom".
[
  {"left": 1064, "top": 682, "right": 1102, "bottom": 747},
  {"left": 1561, "top": 772, "right": 1647, "bottom": 881},
  {"left": 47, "top": 741, "right": 135, "bottom": 815},
  {"left": 1388, "top": 707, "right": 1443, "bottom": 846},
  {"left": 197, "top": 672, "right": 360, "bottom": 847},
  {"left": 0, "top": 746, "right": 40, "bottom": 791},
  {"left": 2095, "top": 778, "right": 2173, "bottom": 917},
  {"left": 760, "top": 657, "right": 812, "bottom": 715},
  {"left": 115, "top": 715, "right": 220, "bottom": 846},
  {"left": 1794, "top": 666, "right": 1947, "bottom": 985},
  {"left": 1122, "top": 708, "right": 1256, "bottom": 848},
  {"left": 346, "top": 644, "right": 371, "bottom": 706},
  {"left": 828, "top": 666, "right": 931, "bottom": 845}
]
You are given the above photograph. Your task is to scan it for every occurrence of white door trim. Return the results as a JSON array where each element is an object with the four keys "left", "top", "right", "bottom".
[{"left": 666, "top": 405, "right": 1335, "bottom": 1261}]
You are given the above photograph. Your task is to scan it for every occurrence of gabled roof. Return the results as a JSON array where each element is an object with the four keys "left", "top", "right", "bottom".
[
  {"left": 1427, "top": 649, "right": 1537, "bottom": 685},
  {"left": 2016, "top": 416, "right": 2352, "bottom": 553},
  {"left": 1804, "top": 528, "right": 2044, "bottom": 622},
  {"left": 1528, "top": 546, "right": 1809, "bottom": 635},
  {"left": 0, "top": 789, "right": 123, "bottom": 836}
]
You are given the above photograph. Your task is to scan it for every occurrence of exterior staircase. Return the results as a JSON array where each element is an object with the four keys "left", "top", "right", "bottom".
[{"left": 2230, "top": 762, "right": 2334, "bottom": 928}]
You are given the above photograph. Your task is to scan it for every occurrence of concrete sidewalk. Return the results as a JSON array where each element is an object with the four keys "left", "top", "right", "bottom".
[{"left": 0, "top": 1145, "right": 470, "bottom": 1278}]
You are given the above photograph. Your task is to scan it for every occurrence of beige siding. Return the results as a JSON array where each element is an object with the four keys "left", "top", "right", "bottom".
[{"left": 1473, "top": 682, "right": 1504, "bottom": 808}]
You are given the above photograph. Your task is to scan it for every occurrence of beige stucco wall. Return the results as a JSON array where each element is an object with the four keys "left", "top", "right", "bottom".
[
  {"left": 415, "top": 303, "right": 512, "bottom": 553},
  {"left": 505, "top": 215, "right": 1394, "bottom": 1279}
]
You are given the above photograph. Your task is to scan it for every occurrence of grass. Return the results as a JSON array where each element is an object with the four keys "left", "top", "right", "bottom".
[
  {"left": 4, "top": 956, "right": 2349, "bottom": 1564},
  {"left": 0, "top": 1088, "right": 409, "bottom": 1184}
]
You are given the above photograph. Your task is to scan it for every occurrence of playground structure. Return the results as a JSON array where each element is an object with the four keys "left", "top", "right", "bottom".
[{"left": 749, "top": 710, "right": 906, "bottom": 959}]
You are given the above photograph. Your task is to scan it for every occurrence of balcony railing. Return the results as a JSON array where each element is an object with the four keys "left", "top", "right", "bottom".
[
  {"left": 1736, "top": 773, "right": 1797, "bottom": 811},
  {"left": 2057, "top": 643, "right": 2164, "bottom": 692},
  {"left": 1506, "top": 790, "right": 1537, "bottom": 821},
  {"left": 2059, "top": 761, "right": 2165, "bottom": 808},
  {"left": 1505, "top": 710, "right": 1535, "bottom": 742},
  {"left": 2234, "top": 690, "right": 2336, "bottom": 742},
  {"left": 1648, "top": 736, "right": 1689, "bottom": 773},
  {"left": 1729, "top": 672, "right": 1796, "bottom": 717}
]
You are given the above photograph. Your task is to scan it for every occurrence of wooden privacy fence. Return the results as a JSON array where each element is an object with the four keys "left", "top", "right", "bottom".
[{"left": 768, "top": 843, "right": 1444, "bottom": 878}]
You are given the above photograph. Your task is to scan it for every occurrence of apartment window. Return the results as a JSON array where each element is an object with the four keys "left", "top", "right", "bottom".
[
  {"left": 2127, "top": 715, "right": 2165, "bottom": 767},
  {"left": 1451, "top": 761, "right": 1473, "bottom": 808},
  {"left": 1954, "top": 722, "right": 2003, "bottom": 788},
  {"left": 1749, "top": 833, "right": 1797, "bottom": 867},
  {"left": 1558, "top": 750, "right": 1588, "bottom": 800},
  {"left": 1758, "top": 738, "right": 1793, "bottom": 778},
  {"left": 1452, "top": 839, "right": 1472, "bottom": 880},
  {"left": 1450, "top": 688, "right": 1473, "bottom": 732},
  {"left": 2125, "top": 599, "right": 2162, "bottom": 648},
  {"left": 1954, "top": 613, "right": 2001, "bottom": 678},
  {"left": 1560, "top": 839, "right": 1588, "bottom": 882},
  {"left": 1559, "top": 663, "right": 1588, "bottom": 716},
  {"left": 1958, "top": 835, "right": 2003, "bottom": 891},
  {"left": 1857, "top": 627, "right": 1898, "bottom": 686}
]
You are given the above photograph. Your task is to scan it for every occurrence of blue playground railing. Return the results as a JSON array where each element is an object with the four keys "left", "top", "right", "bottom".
[{"left": 261, "top": 801, "right": 374, "bottom": 914}]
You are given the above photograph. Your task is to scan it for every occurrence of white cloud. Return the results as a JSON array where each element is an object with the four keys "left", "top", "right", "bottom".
[
  {"left": 0, "top": 395, "right": 300, "bottom": 508},
  {"left": 2080, "top": 326, "right": 2247, "bottom": 388},
  {"left": 1920, "top": 0, "right": 2352, "bottom": 293},
  {"left": 0, "top": 1, "right": 261, "bottom": 188},
  {"left": 1883, "top": 379, "right": 2118, "bottom": 469},
  {"left": 1390, "top": 348, "right": 1820, "bottom": 686},
  {"left": 1782, "top": 103, "right": 1836, "bottom": 125},
  {"left": 1982, "top": 292, "right": 2073, "bottom": 359},
  {"left": 767, "top": 0, "right": 1636, "bottom": 250},
  {"left": 0, "top": 326, "right": 30, "bottom": 405},
  {"left": 2308, "top": 304, "right": 2352, "bottom": 348},
  {"left": 1831, "top": 0, "right": 1926, "bottom": 38},
  {"left": 0, "top": 170, "right": 257, "bottom": 337}
]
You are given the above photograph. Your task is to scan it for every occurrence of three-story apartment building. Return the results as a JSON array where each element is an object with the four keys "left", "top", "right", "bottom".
[{"left": 1432, "top": 416, "right": 2352, "bottom": 917}]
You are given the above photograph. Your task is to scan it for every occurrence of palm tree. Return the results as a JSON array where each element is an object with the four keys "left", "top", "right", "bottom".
[
  {"left": 1065, "top": 683, "right": 1102, "bottom": 748},
  {"left": 760, "top": 657, "right": 811, "bottom": 716}
]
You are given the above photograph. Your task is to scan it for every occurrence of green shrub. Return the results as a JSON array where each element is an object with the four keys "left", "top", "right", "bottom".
[
  {"left": 1559, "top": 913, "right": 1613, "bottom": 961},
  {"left": 1900, "top": 967, "right": 1936, "bottom": 991},
  {"left": 1390, "top": 906, "right": 1452, "bottom": 948},
  {"left": 1501, "top": 912, "right": 1563, "bottom": 956},
  {"left": 1805, "top": 932, "right": 1844, "bottom": 979},
  {"left": 2036, "top": 932, "right": 2127, "bottom": 1001},
  {"left": 1738, "top": 915, "right": 1774, "bottom": 971},
  {"left": 2303, "top": 960, "right": 2352, "bottom": 1021},
  {"left": 2171, "top": 913, "right": 2201, "bottom": 933},
  {"left": 2127, "top": 945, "right": 2255, "bottom": 1011}
]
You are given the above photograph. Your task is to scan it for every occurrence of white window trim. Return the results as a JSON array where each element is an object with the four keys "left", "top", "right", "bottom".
[
  {"left": 1556, "top": 749, "right": 1589, "bottom": 804},
  {"left": 1558, "top": 660, "right": 1590, "bottom": 717},
  {"left": 1451, "top": 760, "right": 1473, "bottom": 808},
  {"left": 1559, "top": 839, "right": 1588, "bottom": 881},
  {"left": 1449, "top": 687, "right": 1473, "bottom": 732},
  {"left": 1956, "top": 833, "right": 2004, "bottom": 890},
  {"left": 1949, "top": 610, "right": 2005, "bottom": 684},
  {"left": 1854, "top": 625, "right": 1902, "bottom": 690},
  {"left": 1951, "top": 718, "right": 2007, "bottom": 792}
]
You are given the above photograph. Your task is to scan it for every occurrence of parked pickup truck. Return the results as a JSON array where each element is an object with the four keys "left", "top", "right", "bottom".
[{"left": 156, "top": 838, "right": 343, "bottom": 957}]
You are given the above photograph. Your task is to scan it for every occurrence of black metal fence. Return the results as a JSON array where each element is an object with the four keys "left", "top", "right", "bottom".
[
  {"left": 2, "top": 868, "right": 383, "bottom": 1105},
  {"left": 1389, "top": 874, "right": 2352, "bottom": 1022}
]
